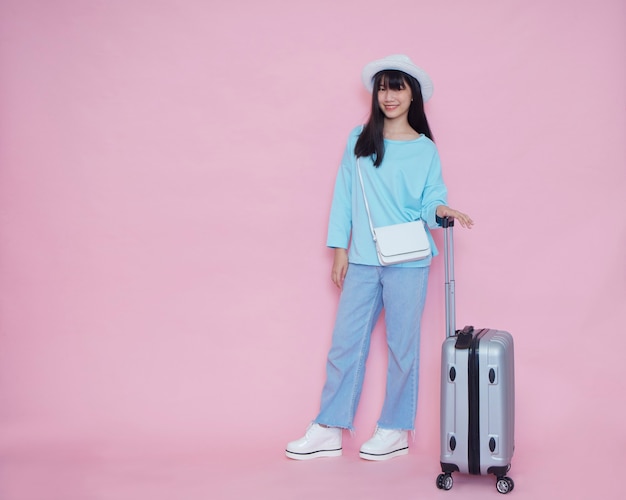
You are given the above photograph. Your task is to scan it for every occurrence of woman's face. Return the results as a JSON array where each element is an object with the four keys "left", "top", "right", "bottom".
[{"left": 377, "top": 77, "right": 413, "bottom": 121}]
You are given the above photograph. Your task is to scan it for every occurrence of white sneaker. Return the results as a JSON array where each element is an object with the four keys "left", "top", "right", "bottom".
[
  {"left": 285, "top": 423, "right": 342, "bottom": 460},
  {"left": 359, "top": 427, "right": 409, "bottom": 461}
]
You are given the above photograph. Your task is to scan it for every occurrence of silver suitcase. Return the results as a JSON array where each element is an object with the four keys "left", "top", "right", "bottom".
[{"left": 436, "top": 216, "right": 515, "bottom": 494}]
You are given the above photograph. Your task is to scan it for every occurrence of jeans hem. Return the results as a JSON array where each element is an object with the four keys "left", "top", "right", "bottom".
[{"left": 313, "top": 420, "right": 354, "bottom": 432}]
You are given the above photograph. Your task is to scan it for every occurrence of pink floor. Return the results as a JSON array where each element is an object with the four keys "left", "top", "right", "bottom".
[{"left": 0, "top": 432, "right": 620, "bottom": 500}]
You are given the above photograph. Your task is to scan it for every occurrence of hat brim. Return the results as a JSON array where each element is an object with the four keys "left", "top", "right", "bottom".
[{"left": 361, "top": 57, "right": 434, "bottom": 102}]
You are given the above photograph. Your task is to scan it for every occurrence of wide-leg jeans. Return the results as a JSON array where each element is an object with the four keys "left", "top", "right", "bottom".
[{"left": 314, "top": 263, "right": 430, "bottom": 431}]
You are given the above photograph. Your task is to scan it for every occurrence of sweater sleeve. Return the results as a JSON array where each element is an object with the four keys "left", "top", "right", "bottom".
[
  {"left": 420, "top": 148, "right": 448, "bottom": 229},
  {"left": 326, "top": 135, "right": 356, "bottom": 249}
]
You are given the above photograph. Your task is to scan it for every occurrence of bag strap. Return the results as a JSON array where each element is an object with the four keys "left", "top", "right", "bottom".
[{"left": 356, "top": 158, "right": 378, "bottom": 242}]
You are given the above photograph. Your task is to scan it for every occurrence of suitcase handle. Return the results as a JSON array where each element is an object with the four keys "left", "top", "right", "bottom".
[
  {"left": 437, "top": 215, "right": 456, "bottom": 338},
  {"left": 436, "top": 215, "right": 455, "bottom": 228},
  {"left": 454, "top": 325, "right": 474, "bottom": 349}
]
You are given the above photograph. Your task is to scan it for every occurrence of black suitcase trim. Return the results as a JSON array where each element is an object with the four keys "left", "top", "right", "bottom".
[
  {"left": 467, "top": 328, "right": 487, "bottom": 475},
  {"left": 440, "top": 462, "right": 460, "bottom": 474}
]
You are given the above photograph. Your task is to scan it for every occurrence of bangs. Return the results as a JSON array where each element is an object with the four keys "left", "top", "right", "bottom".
[{"left": 375, "top": 70, "right": 409, "bottom": 90}]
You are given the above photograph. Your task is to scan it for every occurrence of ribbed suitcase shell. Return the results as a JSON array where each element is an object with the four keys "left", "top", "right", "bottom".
[{"left": 440, "top": 327, "right": 515, "bottom": 476}]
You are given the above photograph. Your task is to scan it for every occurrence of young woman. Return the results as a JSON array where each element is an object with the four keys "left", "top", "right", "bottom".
[{"left": 286, "top": 55, "right": 473, "bottom": 461}]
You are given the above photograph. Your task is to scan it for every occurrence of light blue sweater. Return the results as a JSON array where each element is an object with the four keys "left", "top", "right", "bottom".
[{"left": 326, "top": 126, "right": 448, "bottom": 267}]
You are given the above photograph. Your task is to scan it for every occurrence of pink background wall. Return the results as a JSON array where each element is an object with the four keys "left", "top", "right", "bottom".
[{"left": 1, "top": 0, "right": 625, "bottom": 498}]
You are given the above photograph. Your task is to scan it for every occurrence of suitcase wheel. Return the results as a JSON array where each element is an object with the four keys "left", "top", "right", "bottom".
[
  {"left": 496, "top": 476, "right": 514, "bottom": 494},
  {"left": 436, "top": 473, "right": 453, "bottom": 491}
]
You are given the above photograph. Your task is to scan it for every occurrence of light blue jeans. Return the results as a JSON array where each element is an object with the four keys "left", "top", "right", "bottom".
[{"left": 314, "top": 263, "right": 430, "bottom": 431}]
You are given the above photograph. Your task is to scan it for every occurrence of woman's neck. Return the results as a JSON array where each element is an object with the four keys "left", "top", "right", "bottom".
[{"left": 383, "top": 119, "right": 419, "bottom": 141}]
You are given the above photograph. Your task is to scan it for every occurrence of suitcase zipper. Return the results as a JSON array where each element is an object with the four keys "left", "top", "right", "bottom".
[{"left": 468, "top": 329, "right": 487, "bottom": 475}]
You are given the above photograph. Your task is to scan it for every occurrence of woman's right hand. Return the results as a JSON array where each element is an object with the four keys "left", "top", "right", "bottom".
[{"left": 331, "top": 248, "right": 349, "bottom": 290}]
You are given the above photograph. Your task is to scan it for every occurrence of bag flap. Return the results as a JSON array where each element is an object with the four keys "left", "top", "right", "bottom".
[{"left": 373, "top": 220, "right": 430, "bottom": 257}]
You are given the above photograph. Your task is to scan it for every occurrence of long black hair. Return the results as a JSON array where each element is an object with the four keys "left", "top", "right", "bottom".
[{"left": 354, "top": 70, "right": 434, "bottom": 167}]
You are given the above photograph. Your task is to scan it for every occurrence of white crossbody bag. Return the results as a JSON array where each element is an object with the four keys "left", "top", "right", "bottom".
[{"left": 357, "top": 158, "right": 431, "bottom": 266}]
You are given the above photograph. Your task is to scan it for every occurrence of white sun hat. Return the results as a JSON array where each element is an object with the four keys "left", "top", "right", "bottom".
[{"left": 361, "top": 54, "right": 434, "bottom": 102}]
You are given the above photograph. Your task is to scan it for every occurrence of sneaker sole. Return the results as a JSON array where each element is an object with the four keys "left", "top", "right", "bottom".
[
  {"left": 285, "top": 448, "right": 342, "bottom": 460},
  {"left": 359, "top": 446, "right": 409, "bottom": 461}
]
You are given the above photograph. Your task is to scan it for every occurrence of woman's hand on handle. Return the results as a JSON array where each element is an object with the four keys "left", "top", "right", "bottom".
[
  {"left": 436, "top": 205, "right": 474, "bottom": 229},
  {"left": 331, "top": 248, "right": 349, "bottom": 290}
]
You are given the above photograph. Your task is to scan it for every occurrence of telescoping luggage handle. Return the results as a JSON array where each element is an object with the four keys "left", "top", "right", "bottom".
[
  {"left": 437, "top": 215, "right": 456, "bottom": 339},
  {"left": 437, "top": 215, "right": 474, "bottom": 346}
]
